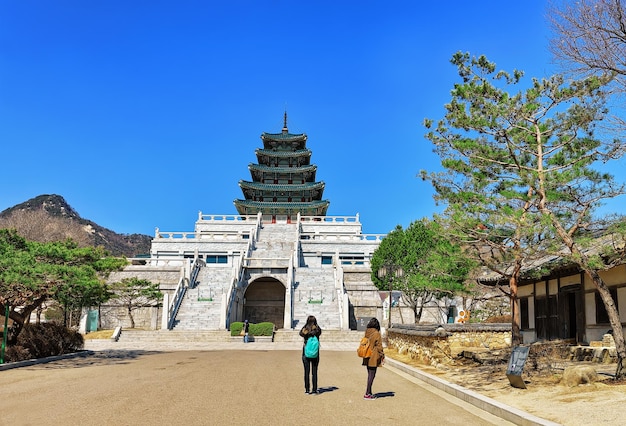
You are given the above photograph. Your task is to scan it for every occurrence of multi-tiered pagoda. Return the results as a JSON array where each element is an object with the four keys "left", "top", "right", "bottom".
[{"left": 234, "top": 114, "right": 330, "bottom": 221}]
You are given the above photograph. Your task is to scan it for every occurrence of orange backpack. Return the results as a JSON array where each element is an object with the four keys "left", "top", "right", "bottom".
[{"left": 357, "top": 336, "right": 372, "bottom": 358}]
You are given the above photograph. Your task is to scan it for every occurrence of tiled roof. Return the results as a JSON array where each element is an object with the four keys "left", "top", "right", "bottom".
[
  {"left": 261, "top": 132, "right": 306, "bottom": 141},
  {"left": 255, "top": 149, "right": 311, "bottom": 157},
  {"left": 476, "top": 232, "right": 626, "bottom": 284},
  {"left": 233, "top": 199, "right": 329, "bottom": 215},
  {"left": 239, "top": 181, "right": 324, "bottom": 192},
  {"left": 249, "top": 164, "right": 317, "bottom": 174}
]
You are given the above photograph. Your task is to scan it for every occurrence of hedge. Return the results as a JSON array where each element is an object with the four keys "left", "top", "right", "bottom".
[{"left": 230, "top": 321, "right": 275, "bottom": 336}]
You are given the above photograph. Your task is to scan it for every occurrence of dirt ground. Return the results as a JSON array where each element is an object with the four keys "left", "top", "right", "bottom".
[
  {"left": 385, "top": 348, "right": 626, "bottom": 426},
  {"left": 0, "top": 350, "right": 509, "bottom": 426}
]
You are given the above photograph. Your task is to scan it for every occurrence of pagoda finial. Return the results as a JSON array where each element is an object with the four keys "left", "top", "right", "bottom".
[{"left": 282, "top": 111, "right": 288, "bottom": 134}]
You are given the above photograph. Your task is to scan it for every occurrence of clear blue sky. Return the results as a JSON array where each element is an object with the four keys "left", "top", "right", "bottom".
[{"left": 0, "top": 1, "right": 580, "bottom": 236}]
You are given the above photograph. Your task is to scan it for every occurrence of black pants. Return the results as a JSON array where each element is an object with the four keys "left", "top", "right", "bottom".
[
  {"left": 302, "top": 353, "right": 319, "bottom": 392},
  {"left": 366, "top": 366, "right": 377, "bottom": 395}
]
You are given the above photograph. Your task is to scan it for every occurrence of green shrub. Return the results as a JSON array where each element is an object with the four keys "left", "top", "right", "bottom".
[
  {"left": 229, "top": 321, "right": 275, "bottom": 336},
  {"left": 230, "top": 322, "right": 244, "bottom": 336},
  {"left": 4, "top": 322, "right": 84, "bottom": 362}
]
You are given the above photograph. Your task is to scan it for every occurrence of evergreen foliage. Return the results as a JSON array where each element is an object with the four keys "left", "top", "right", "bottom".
[
  {"left": 371, "top": 219, "right": 474, "bottom": 323},
  {"left": 108, "top": 277, "right": 162, "bottom": 329},
  {"left": 0, "top": 229, "right": 126, "bottom": 344},
  {"left": 423, "top": 52, "right": 626, "bottom": 374}
]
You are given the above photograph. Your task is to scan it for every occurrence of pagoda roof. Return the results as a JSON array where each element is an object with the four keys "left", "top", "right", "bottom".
[
  {"left": 261, "top": 132, "right": 307, "bottom": 150},
  {"left": 261, "top": 132, "right": 307, "bottom": 142},
  {"left": 255, "top": 148, "right": 311, "bottom": 158},
  {"left": 234, "top": 199, "right": 329, "bottom": 215},
  {"left": 248, "top": 163, "right": 317, "bottom": 174},
  {"left": 239, "top": 181, "right": 325, "bottom": 192}
]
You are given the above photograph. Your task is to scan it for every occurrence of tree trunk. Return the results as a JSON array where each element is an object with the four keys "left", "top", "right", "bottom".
[
  {"left": 398, "top": 303, "right": 404, "bottom": 324},
  {"left": 586, "top": 268, "right": 625, "bottom": 378},
  {"left": 98, "top": 304, "right": 102, "bottom": 330},
  {"left": 416, "top": 303, "right": 424, "bottom": 323},
  {"left": 510, "top": 275, "right": 522, "bottom": 347},
  {"left": 128, "top": 305, "right": 135, "bottom": 329}
]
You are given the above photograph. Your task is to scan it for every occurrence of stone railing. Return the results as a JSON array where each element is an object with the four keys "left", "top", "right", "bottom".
[
  {"left": 198, "top": 213, "right": 258, "bottom": 222},
  {"left": 299, "top": 233, "right": 385, "bottom": 242},
  {"left": 298, "top": 215, "right": 360, "bottom": 224},
  {"left": 153, "top": 231, "right": 251, "bottom": 240},
  {"left": 243, "top": 257, "right": 291, "bottom": 268},
  {"left": 388, "top": 324, "right": 512, "bottom": 368}
]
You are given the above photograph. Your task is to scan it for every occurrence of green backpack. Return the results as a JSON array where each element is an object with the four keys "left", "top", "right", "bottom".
[{"left": 304, "top": 336, "right": 319, "bottom": 358}]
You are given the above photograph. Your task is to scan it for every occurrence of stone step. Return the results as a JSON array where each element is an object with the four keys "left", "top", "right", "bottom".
[
  {"left": 273, "top": 329, "right": 362, "bottom": 343},
  {"left": 116, "top": 330, "right": 231, "bottom": 342}
]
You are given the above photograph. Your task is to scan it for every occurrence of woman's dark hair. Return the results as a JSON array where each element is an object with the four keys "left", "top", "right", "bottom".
[
  {"left": 366, "top": 317, "right": 380, "bottom": 331},
  {"left": 305, "top": 315, "right": 319, "bottom": 332}
]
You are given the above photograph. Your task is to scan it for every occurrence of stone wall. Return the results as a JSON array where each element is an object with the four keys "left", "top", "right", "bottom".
[
  {"left": 97, "top": 305, "right": 161, "bottom": 330},
  {"left": 388, "top": 324, "right": 512, "bottom": 368}
]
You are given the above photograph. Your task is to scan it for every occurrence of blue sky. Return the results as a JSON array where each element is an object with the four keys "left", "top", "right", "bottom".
[{"left": 0, "top": 1, "right": 576, "bottom": 236}]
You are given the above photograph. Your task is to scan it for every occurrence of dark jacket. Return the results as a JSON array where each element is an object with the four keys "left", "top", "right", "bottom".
[{"left": 362, "top": 327, "right": 384, "bottom": 367}]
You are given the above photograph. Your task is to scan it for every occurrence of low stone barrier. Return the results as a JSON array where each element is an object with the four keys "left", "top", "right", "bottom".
[{"left": 388, "top": 323, "right": 512, "bottom": 368}]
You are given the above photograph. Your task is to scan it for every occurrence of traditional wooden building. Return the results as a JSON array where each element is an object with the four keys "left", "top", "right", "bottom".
[{"left": 479, "top": 236, "right": 626, "bottom": 345}]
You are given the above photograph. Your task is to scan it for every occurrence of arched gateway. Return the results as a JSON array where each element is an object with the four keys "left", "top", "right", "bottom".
[{"left": 243, "top": 277, "right": 286, "bottom": 327}]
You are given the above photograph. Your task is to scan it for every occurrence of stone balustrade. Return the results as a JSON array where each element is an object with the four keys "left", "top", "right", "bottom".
[
  {"left": 298, "top": 215, "right": 360, "bottom": 224},
  {"left": 244, "top": 257, "right": 291, "bottom": 268},
  {"left": 300, "top": 233, "right": 385, "bottom": 242},
  {"left": 198, "top": 213, "right": 257, "bottom": 222}
]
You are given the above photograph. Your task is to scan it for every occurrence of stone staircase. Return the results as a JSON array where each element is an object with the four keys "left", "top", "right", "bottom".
[
  {"left": 274, "top": 329, "right": 362, "bottom": 343},
  {"left": 171, "top": 266, "right": 232, "bottom": 330},
  {"left": 253, "top": 223, "right": 297, "bottom": 259},
  {"left": 84, "top": 329, "right": 363, "bottom": 351},
  {"left": 118, "top": 329, "right": 233, "bottom": 343},
  {"left": 292, "top": 267, "right": 341, "bottom": 329},
  {"left": 163, "top": 222, "right": 354, "bottom": 332}
]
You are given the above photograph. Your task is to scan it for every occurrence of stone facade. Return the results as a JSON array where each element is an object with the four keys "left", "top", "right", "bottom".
[{"left": 97, "top": 213, "right": 385, "bottom": 332}]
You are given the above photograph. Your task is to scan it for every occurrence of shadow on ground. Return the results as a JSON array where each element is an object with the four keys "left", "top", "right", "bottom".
[{"left": 2, "top": 349, "right": 163, "bottom": 371}]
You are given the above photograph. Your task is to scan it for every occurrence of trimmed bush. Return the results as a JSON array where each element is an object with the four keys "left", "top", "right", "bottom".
[
  {"left": 4, "top": 322, "right": 84, "bottom": 362},
  {"left": 229, "top": 321, "right": 275, "bottom": 336},
  {"left": 253, "top": 322, "right": 275, "bottom": 336}
]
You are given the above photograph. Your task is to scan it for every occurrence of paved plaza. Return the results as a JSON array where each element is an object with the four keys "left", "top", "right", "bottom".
[{"left": 0, "top": 344, "right": 518, "bottom": 426}]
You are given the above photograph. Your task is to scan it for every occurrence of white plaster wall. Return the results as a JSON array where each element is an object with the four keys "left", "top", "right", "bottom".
[
  {"left": 528, "top": 296, "right": 535, "bottom": 329},
  {"left": 619, "top": 287, "right": 626, "bottom": 323},
  {"left": 599, "top": 267, "right": 626, "bottom": 286},
  {"left": 549, "top": 279, "right": 559, "bottom": 295},
  {"left": 586, "top": 292, "right": 596, "bottom": 325},
  {"left": 560, "top": 274, "right": 580, "bottom": 286},
  {"left": 536, "top": 282, "right": 546, "bottom": 297},
  {"left": 518, "top": 286, "right": 533, "bottom": 297}
]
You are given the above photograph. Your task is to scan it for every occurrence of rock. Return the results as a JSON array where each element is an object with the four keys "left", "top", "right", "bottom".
[{"left": 561, "top": 365, "right": 598, "bottom": 387}]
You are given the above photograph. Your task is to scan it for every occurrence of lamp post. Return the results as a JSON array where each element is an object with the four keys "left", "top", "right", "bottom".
[{"left": 377, "top": 264, "right": 403, "bottom": 332}]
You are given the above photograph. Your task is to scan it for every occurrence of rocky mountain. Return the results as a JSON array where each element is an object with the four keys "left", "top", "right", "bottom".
[{"left": 0, "top": 194, "right": 152, "bottom": 257}]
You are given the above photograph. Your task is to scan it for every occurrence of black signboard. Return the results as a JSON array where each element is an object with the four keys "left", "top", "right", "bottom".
[
  {"left": 506, "top": 346, "right": 530, "bottom": 389},
  {"left": 356, "top": 317, "right": 372, "bottom": 331}
]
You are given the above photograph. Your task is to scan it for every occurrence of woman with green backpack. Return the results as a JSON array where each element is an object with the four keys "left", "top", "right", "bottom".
[{"left": 299, "top": 315, "right": 322, "bottom": 394}]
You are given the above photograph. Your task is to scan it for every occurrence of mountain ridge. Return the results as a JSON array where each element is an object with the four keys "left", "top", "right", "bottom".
[{"left": 0, "top": 194, "right": 152, "bottom": 257}]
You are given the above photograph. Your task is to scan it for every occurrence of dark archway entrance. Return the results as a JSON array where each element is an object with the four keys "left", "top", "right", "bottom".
[{"left": 243, "top": 277, "right": 285, "bottom": 328}]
